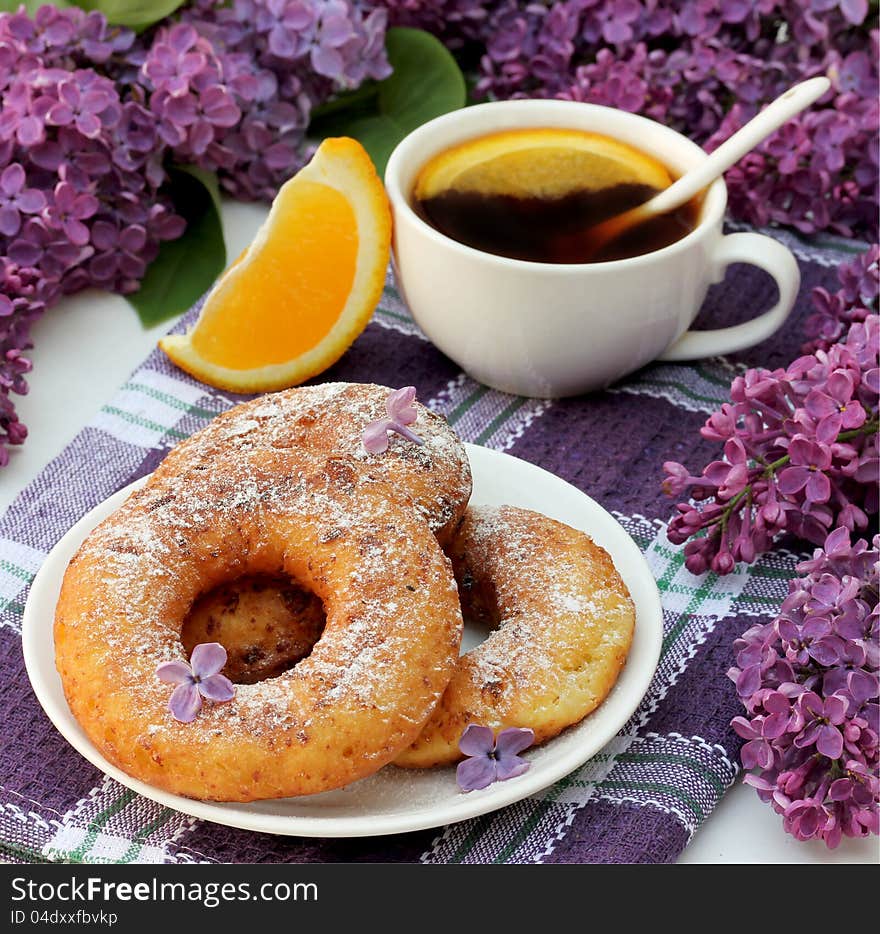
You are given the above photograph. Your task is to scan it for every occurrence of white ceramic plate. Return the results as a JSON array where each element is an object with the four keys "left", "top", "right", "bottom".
[{"left": 23, "top": 443, "right": 662, "bottom": 838}]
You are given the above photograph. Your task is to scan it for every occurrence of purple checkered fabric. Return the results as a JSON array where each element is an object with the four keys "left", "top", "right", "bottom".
[{"left": 0, "top": 223, "right": 867, "bottom": 863}]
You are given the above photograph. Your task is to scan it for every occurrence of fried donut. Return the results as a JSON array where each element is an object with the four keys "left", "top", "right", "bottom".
[
  {"left": 54, "top": 456, "right": 462, "bottom": 801},
  {"left": 166, "top": 381, "right": 470, "bottom": 691},
  {"left": 152, "top": 382, "right": 471, "bottom": 545},
  {"left": 395, "top": 505, "right": 636, "bottom": 768},
  {"left": 174, "top": 500, "right": 637, "bottom": 768}
]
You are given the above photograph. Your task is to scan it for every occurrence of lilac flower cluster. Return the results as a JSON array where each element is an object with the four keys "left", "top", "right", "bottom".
[
  {"left": 0, "top": 1, "right": 390, "bottom": 463},
  {"left": 363, "top": 0, "right": 488, "bottom": 48},
  {"left": 380, "top": 0, "right": 878, "bottom": 240},
  {"left": 0, "top": 5, "right": 184, "bottom": 460},
  {"left": 729, "top": 528, "right": 878, "bottom": 847},
  {"left": 178, "top": 0, "right": 390, "bottom": 200},
  {"left": 663, "top": 314, "right": 879, "bottom": 576},
  {"left": 804, "top": 245, "right": 879, "bottom": 355}
]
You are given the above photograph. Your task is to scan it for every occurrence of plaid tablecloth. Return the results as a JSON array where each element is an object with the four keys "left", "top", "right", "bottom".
[{"left": 0, "top": 223, "right": 867, "bottom": 864}]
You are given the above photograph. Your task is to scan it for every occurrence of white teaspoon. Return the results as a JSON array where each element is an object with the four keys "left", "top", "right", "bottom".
[{"left": 579, "top": 75, "right": 831, "bottom": 258}]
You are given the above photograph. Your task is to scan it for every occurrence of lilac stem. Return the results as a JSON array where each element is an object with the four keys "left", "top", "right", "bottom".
[{"left": 393, "top": 423, "right": 424, "bottom": 445}]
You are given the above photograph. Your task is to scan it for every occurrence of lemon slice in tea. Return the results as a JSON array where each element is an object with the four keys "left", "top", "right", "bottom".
[{"left": 414, "top": 128, "right": 673, "bottom": 201}]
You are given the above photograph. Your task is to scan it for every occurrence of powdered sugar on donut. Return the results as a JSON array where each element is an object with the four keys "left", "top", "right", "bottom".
[
  {"left": 154, "top": 383, "right": 471, "bottom": 542},
  {"left": 54, "top": 385, "right": 465, "bottom": 799},
  {"left": 395, "top": 504, "right": 636, "bottom": 768}
]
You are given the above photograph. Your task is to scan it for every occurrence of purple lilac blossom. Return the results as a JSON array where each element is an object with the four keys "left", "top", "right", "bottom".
[
  {"left": 362, "top": 385, "right": 424, "bottom": 454},
  {"left": 663, "top": 313, "right": 879, "bottom": 576},
  {"left": 156, "top": 642, "right": 235, "bottom": 723},
  {"left": 0, "top": 7, "right": 185, "bottom": 460},
  {"left": 804, "top": 245, "right": 879, "bottom": 354},
  {"left": 728, "top": 528, "right": 878, "bottom": 847},
  {"left": 0, "top": 164, "right": 45, "bottom": 237},
  {"left": 456, "top": 724, "right": 535, "bottom": 791},
  {"left": 180, "top": 0, "right": 391, "bottom": 200}
]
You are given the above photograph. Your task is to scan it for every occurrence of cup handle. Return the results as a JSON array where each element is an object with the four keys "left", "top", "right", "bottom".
[{"left": 657, "top": 231, "right": 800, "bottom": 362}]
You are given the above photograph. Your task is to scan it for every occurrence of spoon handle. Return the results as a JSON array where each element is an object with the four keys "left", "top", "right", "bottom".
[{"left": 645, "top": 76, "right": 831, "bottom": 215}]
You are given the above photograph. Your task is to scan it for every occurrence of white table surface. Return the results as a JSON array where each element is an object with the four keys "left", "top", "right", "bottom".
[{"left": 2, "top": 199, "right": 877, "bottom": 865}]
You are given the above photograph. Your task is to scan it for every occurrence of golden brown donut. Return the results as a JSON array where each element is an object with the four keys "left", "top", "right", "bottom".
[
  {"left": 162, "top": 379, "right": 470, "bottom": 695},
  {"left": 151, "top": 382, "right": 471, "bottom": 545},
  {"left": 54, "top": 455, "right": 462, "bottom": 801},
  {"left": 171, "top": 500, "right": 637, "bottom": 769},
  {"left": 395, "top": 505, "right": 636, "bottom": 768},
  {"left": 166, "top": 381, "right": 471, "bottom": 692}
]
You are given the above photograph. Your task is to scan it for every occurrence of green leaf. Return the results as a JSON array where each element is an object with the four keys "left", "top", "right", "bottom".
[
  {"left": 379, "top": 28, "right": 467, "bottom": 133},
  {"left": 126, "top": 165, "right": 226, "bottom": 328},
  {"left": 70, "top": 0, "right": 186, "bottom": 30},
  {"left": 309, "top": 27, "right": 466, "bottom": 176},
  {"left": 0, "top": 1, "right": 71, "bottom": 12}
]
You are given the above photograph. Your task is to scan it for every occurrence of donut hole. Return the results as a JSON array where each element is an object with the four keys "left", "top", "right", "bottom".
[
  {"left": 180, "top": 574, "right": 326, "bottom": 685},
  {"left": 452, "top": 560, "right": 503, "bottom": 656},
  {"left": 459, "top": 613, "right": 497, "bottom": 655}
]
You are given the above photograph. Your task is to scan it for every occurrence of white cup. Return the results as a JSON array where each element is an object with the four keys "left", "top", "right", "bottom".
[{"left": 384, "top": 99, "right": 800, "bottom": 398}]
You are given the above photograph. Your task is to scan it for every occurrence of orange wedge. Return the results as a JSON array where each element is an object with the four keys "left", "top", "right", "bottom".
[
  {"left": 160, "top": 137, "right": 391, "bottom": 393},
  {"left": 414, "top": 127, "right": 673, "bottom": 201}
]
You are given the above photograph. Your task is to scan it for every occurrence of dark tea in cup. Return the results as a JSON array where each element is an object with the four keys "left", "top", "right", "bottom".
[
  {"left": 386, "top": 98, "right": 800, "bottom": 396},
  {"left": 412, "top": 128, "right": 700, "bottom": 264}
]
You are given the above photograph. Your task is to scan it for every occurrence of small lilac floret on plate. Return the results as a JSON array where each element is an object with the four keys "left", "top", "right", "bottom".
[{"left": 456, "top": 724, "right": 535, "bottom": 792}]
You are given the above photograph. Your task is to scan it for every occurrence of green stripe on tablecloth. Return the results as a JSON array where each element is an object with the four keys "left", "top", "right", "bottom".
[
  {"left": 742, "top": 564, "right": 801, "bottom": 580},
  {"left": 118, "top": 810, "right": 175, "bottom": 864},
  {"left": 653, "top": 543, "right": 686, "bottom": 601},
  {"left": 0, "top": 840, "right": 52, "bottom": 863},
  {"left": 67, "top": 789, "right": 136, "bottom": 862},
  {"left": 100, "top": 406, "right": 189, "bottom": 440},
  {"left": 448, "top": 813, "right": 496, "bottom": 863},
  {"left": 0, "top": 559, "right": 33, "bottom": 582},
  {"left": 599, "top": 780, "right": 707, "bottom": 821},
  {"left": 123, "top": 382, "right": 217, "bottom": 419},
  {"left": 490, "top": 800, "right": 556, "bottom": 864},
  {"left": 383, "top": 282, "right": 404, "bottom": 302},
  {"left": 616, "top": 753, "right": 727, "bottom": 796},
  {"left": 695, "top": 365, "right": 736, "bottom": 387},
  {"left": 662, "top": 583, "right": 784, "bottom": 604},
  {"left": 737, "top": 593, "right": 786, "bottom": 605},
  {"left": 446, "top": 385, "right": 489, "bottom": 425},
  {"left": 539, "top": 743, "right": 726, "bottom": 803},
  {"left": 475, "top": 397, "right": 528, "bottom": 445},
  {"left": 540, "top": 766, "right": 602, "bottom": 805},
  {"left": 661, "top": 572, "right": 717, "bottom": 656},
  {"left": 375, "top": 307, "right": 414, "bottom": 325},
  {"left": 662, "top": 581, "right": 743, "bottom": 602},
  {"left": 626, "top": 377, "right": 724, "bottom": 407}
]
